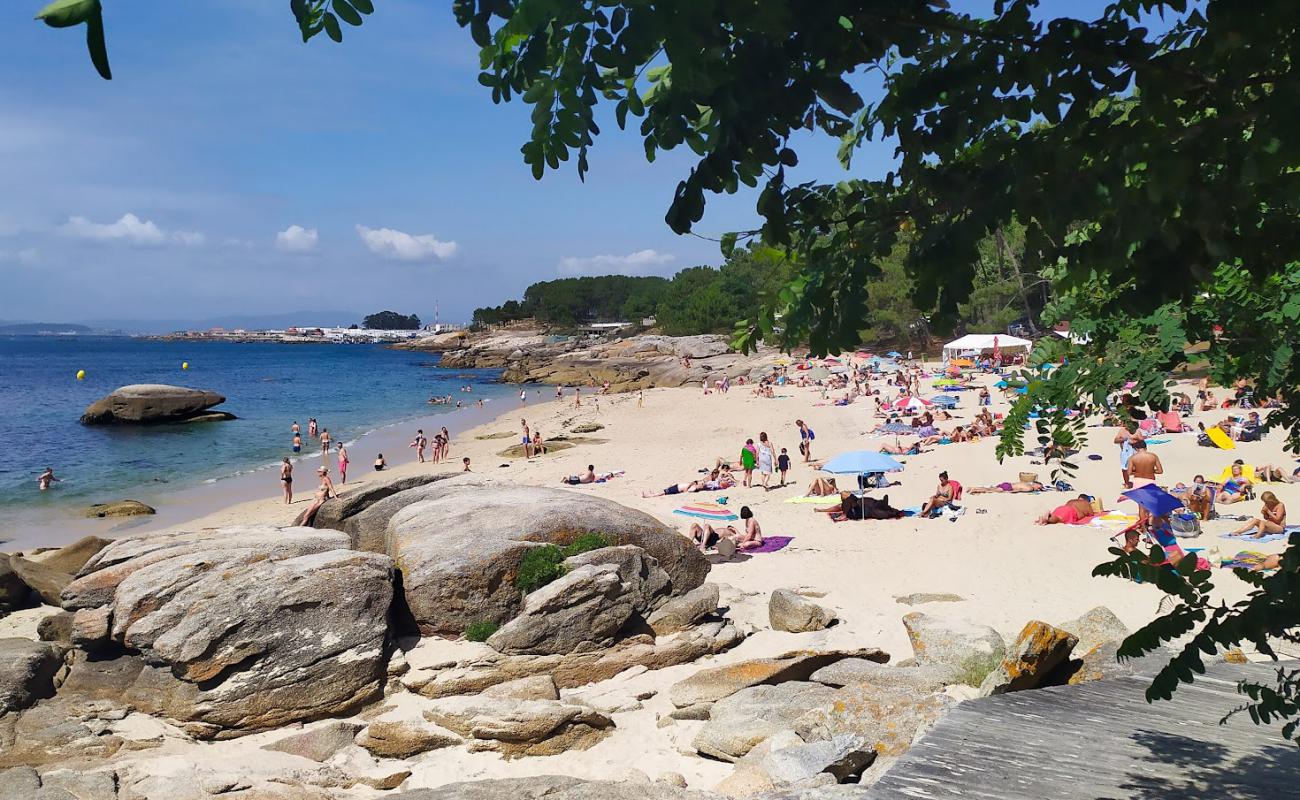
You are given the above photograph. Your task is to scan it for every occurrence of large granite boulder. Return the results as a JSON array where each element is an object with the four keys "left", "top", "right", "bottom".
[
  {"left": 80, "top": 384, "right": 234, "bottom": 424},
  {"left": 979, "top": 620, "right": 1078, "bottom": 696},
  {"left": 769, "top": 589, "right": 836, "bottom": 633},
  {"left": 647, "top": 583, "right": 720, "bottom": 635},
  {"left": 0, "top": 638, "right": 63, "bottom": 713},
  {"left": 59, "top": 527, "right": 394, "bottom": 738},
  {"left": 809, "top": 659, "right": 957, "bottom": 692},
  {"left": 669, "top": 649, "right": 889, "bottom": 710},
  {"left": 423, "top": 694, "right": 614, "bottom": 758},
  {"left": 792, "top": 684, "right": 958, "bottom": 756},
  {"left": 366, "top": 476, "right": 708, "bottom": 635},
  {"left": 693, "top": 682, "right": 839, "bottom": 762},
  {"left": 83, "top": 500, "right": 155, "bottom": 518},
  {"left": 1057, "top": 606, "right": 1130, "bottom": 655},
  {"left": 486, "top": 564, "right": 639, "bottom": 655},
  {"left": 7, "top": 556, "right": 72, "bottom": 607},
  {"left": 562, "top": 545, "right": 672, "bottom": 613},
  {"left": 901, "top": 612, "right": 1006, "bottom": 682},
  {"left": 33, "top": 536, "right": 113, "bottom": 576},
  {"left": 306, "top": 472, "right": 454, "bottom": 535},
  {"left": 0, "top": 558, "right": 28, "bottom": 611}
]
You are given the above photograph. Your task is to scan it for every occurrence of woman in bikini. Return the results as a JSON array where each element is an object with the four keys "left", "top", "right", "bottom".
[
  {"left": 1230, "top": 491, "right": 1287, "bottom": 538},
  {"left": 1035, "top": 495, "right": 1096, "bottom": 525},
  {"left": 1216, "top": 463, "right": 1252, "bottom": 505},
  {"left": 279, "top": 457, "right": 293, "bottom": 504},
  {"left": 299, "top": 466, "right": 337, "bottom": 526}
]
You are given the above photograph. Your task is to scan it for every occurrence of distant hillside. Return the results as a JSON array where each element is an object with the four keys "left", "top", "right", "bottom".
[{"left": 0, "top": 322, "right": 94, "bottom": 335}]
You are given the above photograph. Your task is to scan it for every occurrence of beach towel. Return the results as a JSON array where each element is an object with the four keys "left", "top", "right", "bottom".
[
  {"left": 1221, "top": 551, "right": 1272, "bottom": 570},
  {"left": 673, "top": 502, "right": 739, "bottom": 521},
  {"left": 1207, "top": 427, "right": 1235, "bottom": 449},
  {"left": 746, "top": 536, "right": 793, "bottom": 554},
  {"left": 875, "top": 423, "right": 915, "bottom": 435},
  {"left": 1220, "top": 531, "right": 1288, "bottom": 543},
  {"left": 1145, "top": 438, "right": 1171, "bottom": 445}
]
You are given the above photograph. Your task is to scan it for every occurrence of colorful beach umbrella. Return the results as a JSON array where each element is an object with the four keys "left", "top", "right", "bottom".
[
  {"left": 887, "top": 351, "right": 903, "bottom": 358},
  {"left": 1120, "top": 484, "right": 1184, "bottom": 517},
  {"left": 891, "top": 396, "right": 932, "bottom": 412},
  {"left": 994, "top": 380, "right": 1008, "bottom": 388},
  {"left": 821, "top": 451, "right": 905, "bottom": 475},
  {"left": 930, "top": 394, "right": 960, "bottom": 408}
]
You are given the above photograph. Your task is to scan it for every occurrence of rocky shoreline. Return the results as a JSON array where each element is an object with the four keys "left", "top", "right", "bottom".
[
  {"left": 398, "top": 325, "right": 786, "bottom": 391},
  {"left": 0, "top": 472, "right": 1174, "bottom": 799}
]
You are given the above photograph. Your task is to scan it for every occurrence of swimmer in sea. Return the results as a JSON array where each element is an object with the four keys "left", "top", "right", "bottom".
[{"left": 37, "top": 467, "right": 60, "bottom": 491}]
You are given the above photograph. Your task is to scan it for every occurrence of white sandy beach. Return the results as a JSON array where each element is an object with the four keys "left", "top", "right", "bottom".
[{"left": 10, "top": 366, "right": 1283, "bottom": 792}]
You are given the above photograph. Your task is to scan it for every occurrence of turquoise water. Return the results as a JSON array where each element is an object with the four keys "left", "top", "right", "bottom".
[{"left": 0, "top": 336, "right": 510, "bottom": 517}]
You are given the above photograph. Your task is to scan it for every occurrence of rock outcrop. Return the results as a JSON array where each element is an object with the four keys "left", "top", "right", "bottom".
[
  {"left": 357, "top": 719, "right": 461, "bottom": 759},
  {"left": 486, "top": 564, "right": 639, "bottom": 656},
  {"left": 979, "top": 620, "right": 1078, "bottom": 696},
  {"left": 7, "top": 556, "right": 72, "bottom": 607},
  {"left": 1057, "top": 606, "right": 1130, "bottom": 655},
  {"left": 647, "top": 583, "right": 720, "bottom": 635},
  {"left": 901, "top": 612, "right": 1006, "bottom": 681},
  {"left": 406, "top": 620, "right": 745, "bottom": 699},
  {"left": 83, "top": 500, "right": 155, "bottom": 518},
  {"left": 0, "top": 638, "right": 63, "bottom": 713},
  {"left": 669, "top": 649, "right": 888, "bottom": 711},
  {"left": 366, "top": 477, "right": 708, "bottom": 635},
  {"left": 423, "top": 694, "right": 614, "bottom": 758},
  {"left": 59, "top": 527, "right": 394, "bottom": 738},
  {"left": 80, "top": 384, "right": 234, "bottom": 425},
  {"left": 399, "top": 776, "right": 713, "bottom": 800},
  {"left": 769, "top": 589, "right": 836, "bottom": 633},
  {"left": 692, "top": 682, "right": 839, "bottom": 762}
]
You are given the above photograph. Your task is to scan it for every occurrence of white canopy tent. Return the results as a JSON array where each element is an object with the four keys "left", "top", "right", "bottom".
[{"left": 942, "top": 333, "right": 1032, "bottom": 362}]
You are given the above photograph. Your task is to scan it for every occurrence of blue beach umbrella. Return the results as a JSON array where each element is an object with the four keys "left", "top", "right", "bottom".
[
  {"left": 887, "top": 351, "right": 903, "bottom": 358},
  {"left": 1121, "top": 484, "right": 1184, "bottom": 517},
  {"left": 930, "top": 394, "right": 959, "bottom": 408},
  {"left": 821, "top": 451, "right": 905, "bottom": 475},
  {"left": 994, "top": 380, "right": 1008, "bottom": 388}
]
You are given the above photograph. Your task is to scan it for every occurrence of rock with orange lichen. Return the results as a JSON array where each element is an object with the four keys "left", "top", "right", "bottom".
[
  {"left": 793, "top": 684, "right": 959, "bottom": 757},
  {"left": 978, "top": 620, "right": 1078, "bottom": 696},
  {"left": 901, "top": 612, "right": 1005, "bottom": 681}
]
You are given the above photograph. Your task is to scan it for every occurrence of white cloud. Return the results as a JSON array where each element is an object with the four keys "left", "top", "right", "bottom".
[
  {"left": 60, "top": 213, "right": 203, "bottom": 246},
  {"left": 558, "top": 249, "right": 675, "bottom": 276},
  {"left": 275, "top": 224, "right": 319, "bottom": 253},
  {"left": 355, "top": 225, "right": 457, "bottom": 261}
]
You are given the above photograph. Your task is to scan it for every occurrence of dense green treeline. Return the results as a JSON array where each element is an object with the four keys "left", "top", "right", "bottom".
[{"left": 472, "top": 247, "right": 792, "bottom": 335}]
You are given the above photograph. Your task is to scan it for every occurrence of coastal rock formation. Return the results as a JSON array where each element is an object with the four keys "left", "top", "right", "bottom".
[
  {"left": 792, "top": 683, "right": 958, "bottom": 755},
  {"left": 405, "top": 620, "right": 744, "bottom": 699},
  {"left": 423, "top": 694, "right": 614, "bottom": 757},
  {"left": 262, "top": 722, "right": 365, "bottom": 762},
  {"left": 669, "top": 649, "right": 888, "bottom": 710},
  {"left": 692, "top": 682, "right": 839, "bottom": 762},
  {"left": 59, "top": 527, "right": 393, "bottom": 738},
  {"left": 717, "top": 731, "right": 874, "bottom": 795},
  {"left": 304, "top": 472, "right": 453, "bottom": 534},
  {"left": 80, "top": 384, "right": 234, "bottom": 425},
  {"left": 373, "top": 477, "right": 708, "bottom": 635},
  {"left": 486, "top": 564, "right": 639, "bottom": 656},
  {"left": 32, "top": 536, "right": 112, "bottom": 576},
  {"left": 7, "top": 556, "right": 72, "bottom": 607},
  {"left": 901, "top": 612, "right": 1006, "bottom": 679},
  {"left": 646, "top": 583, "right": 720, "bottom": 635},
  {"left": 1063, "top": 642, "right": 1177, "bottom": 685},
  {"left": 357, "top": 718, "right": 461, "bottom": 759},
  {"left": 562, "top": 545, "right": 673, "bottom": 613},
  {"left": 0, "top": 558, "right": 28, "bottom": 611},
  {"left": 1057, "top": 606, "right": 1130, "bottom": 655},
  {"left": 809, "top": 659, "right": 957, "bottom": 692},
  {"left": 768, "top": 589, "right": 837, "bottom": 633},
  {"left": 399, "top": 776, "right": 715, "bottom": 800},
  {"left": 0, "top": 638, "right": 63, "bottom": 713},
  {"left": 83, "top": 500, "right": 156, "bottom": 518},
  {"left": 978, "top": 620, "right": 1078, "bottom": 696}
]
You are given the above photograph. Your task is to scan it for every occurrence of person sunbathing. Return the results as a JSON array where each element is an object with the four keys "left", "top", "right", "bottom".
[
  {"left": 919, "top": 471, "right": 956, "bottom": 517},
  {"left": 1035, "top": 495, "right": 1096, "bottom": 525},
  {"left": 1229, "top": 491, "right": 1287, "bottom": 538},
  {"left": 803, "top": 476, "right": 839, "bottom": 496},
  {"left": 1256, "top": 463, "right": 1295, "bottom": 483},
  {"left": 878, "top": 437, "right": 921, "bottom": 455},
  {"left": 1216, "top": 463, "right": 1253, "bottom": 505},
  {"left": 643, "top": 480, "right": 704, "bottom": 497},
  {"left": 1171, "top": 475, "right": 1214, "bottom": 519},
  {"left": 969, "top": 480, "right": 1046, "bottom": 494},
  {"left": 561, "top": 465, "right": 598, "bottom": 485}
]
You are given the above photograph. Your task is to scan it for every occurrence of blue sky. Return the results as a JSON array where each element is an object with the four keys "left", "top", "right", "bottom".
[{"left": 0, "top": 0, "right": 1127, "bottom": 326}]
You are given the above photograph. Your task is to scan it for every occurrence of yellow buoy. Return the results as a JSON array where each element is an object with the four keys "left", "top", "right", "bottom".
[
  {"left": 76, "top": 369, "right": 86, "bottom": 380},
  {"left": 182, "top": 361, "right": 189, "bottom": 370}
]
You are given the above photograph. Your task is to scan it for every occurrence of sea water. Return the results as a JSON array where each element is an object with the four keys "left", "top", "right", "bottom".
[{"left": 0, "top": 336, "right": 515, "bottom": 543}]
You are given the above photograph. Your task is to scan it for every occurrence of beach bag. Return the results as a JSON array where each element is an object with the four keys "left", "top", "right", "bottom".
[
  {"left": 1019, "top": 472, "right": 1038, "bottom": 483},
  {"left": 1171, "top": 511, "right": 1202, "bottom": 538}
]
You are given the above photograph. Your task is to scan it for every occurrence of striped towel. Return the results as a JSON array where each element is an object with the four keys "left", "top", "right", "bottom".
[{"left": 673, "top": 502, "right": 739, "bottom": 521}]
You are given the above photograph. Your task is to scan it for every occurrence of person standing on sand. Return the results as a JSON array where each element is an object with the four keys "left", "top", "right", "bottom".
[
  {"left": 440, "top": 427, "right": 451, "bottom": 462},
  {"left": 1114, "top": 424, "right": 1143, "bottom": 488},
  {"left": 574, "top": 387, "right": 582, "bottom": 407},
  {"left": 319, "top": 428, "right": 332, "bottom": 456},
  {"left": 1126, "top": 439, "right": 1163, "bottom": 520},
  {"left": 796, "top": 419, "right": 815, "bottom": 463},
  {"left": 280, "top": 457, "right": 293, "bottom": 504},
  {"left": 37, "top": 467, "right": 60, "bottom": 491},
  {"left": 308, "top": 418, "right": 318, "bottom": 438},
  {"left": 412, "top": 429, "right": 427, "bottom": 463},
  {"left": 337, "top": 442, "right": 349, "bottom": 484},
  {"left": 521, "top": 419, "right": 532, "bottom": 459},
  {"left": 638, "top": 389, "right": 644, "bottom": 408},
  {"left": 740, "top": 438, "right": 758, "bottom": 487},
  {"left": 757, "top": 432, "right": 776, "bottom": 490}
]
